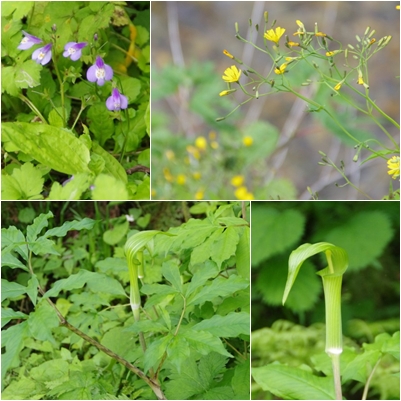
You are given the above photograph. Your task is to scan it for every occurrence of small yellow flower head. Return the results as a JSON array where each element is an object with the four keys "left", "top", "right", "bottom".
[
  {"left": 176, "top": 174, "right": 186, "bottom": 185},
  {"left": 210, "top": 141, "right": 219, "bottom": 149},
  {"left": 231, "top": 175, "right": 245, "bottom": 187},
  {"left": 234, "top": 186, "right": 254, "bottom": 200},
  {"left": 195, "top": 188, "right": 204, "bottom": 200},
  {"left": 243, "top": 136, "right": 253, "bottom": 147},
  {"left": 222, "top": 65, "right": 241, "bottom": 83},
  {"left": 296, "top": 20, "right": 305, "bottom": 29},
  {"left": 293, "top": 31, "right": 305, "bottom": 36},
  {"left": 264, "top": 27, "right": 286, "bottom": 45},
  {"left": 195, "top": 136, "right": 207, "bottom": 151},
  {"left": 186, "top": 145, "right": 201, "bottom": 159},
  {"left": 387, "top": 156, "right": 400, "bottom": 179},
  {"left": 165, "top": 149, "right": 175, "bottom": 160},
  {"left": 396, "top": 5, "right": 400, "bottom": 9},
  {"left": 219, "top": 89, "right": 237, "bottom": 97},
  {"left": 275, "top": 63, "right": 287, "bottom": 75},
  {"left": 334, "top": 82, "right": 342, "bottom": 91},
  {"left": 357, "top": 77, "right": 364, "bottom": 85},
  {"left": 151, "top": 188, "right": 156, "bottom": 197},
  {"left": 209, "top": 131, "right": 217, "bottom": 140},
  {"left": 223, "top": 49, "right": 234, "bottom": 59},
  {"left": 315, "top": 32, "right": 327, "bottom": 37},
  {"left": 192, "top": 172, "right": 201, "bottom": 180},
  {"left": 287, "top": 41, "right": 300, "bottom": 47},
  {"left": 163, "top": 167, "right": 174, "bottom": 182}
]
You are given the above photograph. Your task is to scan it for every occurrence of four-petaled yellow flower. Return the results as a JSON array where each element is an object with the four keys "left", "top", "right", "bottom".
[
  {"left": 275, "top": 63, "right": 287, "bottom": 75},
  {"left": 387, "top": 156, "right": 400, "bottom": 179},
  {"left": 222, "top": 65, "right": 241, "bottom": 82},
  {"left": 264, "top": 27, "right": 286, "bottom": 45}
]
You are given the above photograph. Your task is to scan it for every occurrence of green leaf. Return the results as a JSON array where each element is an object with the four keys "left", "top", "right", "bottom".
[
  {"left": 324, "top": 211, "right": 393, "bottom": 271},
  {"left": 252, "top": 364, "right": 336, "bottom": 400},
  {"left": 211, "top": 226, "right": 239, "bottom": 268},
  {"left": 123, "top": 319, "right": 168, "bottom": 333},
  {"left": 14, "top": 60, "right": 41, "bottom": 90},
  {"left": 145, "top": 102, "right": 150, "bottom": 135},
  {"left": 47, "top": 173, "right": 93, "bottom": 200},
  {"left": 1, "top": 225, "right": 28, "bottom": 261},
  {"left": 26, "top": 275, "right": 39, "bottom": 306},
  {"left": 364, "top": 331, "right": 400, "bottom": 360},
  {"left": 235, "top": 226, "right": 250, "bottom": 279},
  {"left": 1, "top": 376, "right": 37, "bottom": 400},
  {"left": 162, "top": 260, "right": 183, "bottom": 292},
  {"left": 29, "top": 359, "right": 69, "bottom": 382},
  {"left": 186, "top": 260, "right": 219, "bottom": 298},
  {"left": 182, "top": 329, "right": 232, "bottom": 357},
  {"left": 251, "top": 206, "right": 306, "bottom": 266},
  {"left": 2, "top": 66, "right": 19, "bottom": 96},
  {"left": 120, "top": 76, "right": 141, "bottom": 104},
  {"left": 187, "top": 274, "right": 249, "bottom": 307},
  {"left": 190, "top": 228, "right": 224, "bottom": 266},
  {"left": 44, "top": 217, "right": 96, "bottom": 238},
  {"left": 1, "top": 308, "right": 28, "bottom": 328},
  {"left": 165, "top": 334, "right": 191, "bottom": 373},
  {"left": 192, "top": 312, "right": 250, "bottom": 337},
  {"left": 2, "top": 122, "right": 91, "bottom": 175},
  {"left": 1, "top": 162, "right": 44, "bottom": 200},
  {"left": 342, "top": 349, "right": 382, "bottom": 383},
  {"left": 27, "top": 211, "right": 53, "bottom": 243},
  {"left": 144, "top": 333, "right": 174, "bottom": 373},
  {"left": 87, "top": 104, "right": 115, "bottom": 146},
  {"left": 91, "top": 174, "right": 128, "bottom": 200},
  {"left": 282, "top": 242, "right": 348, "bottom": 305},
  {"left": 232, "top": 361, "right": 250, "bottom": 399},
  {"left": 1, "top": 251, "right": 29, "bottom": 271},
  {"left": 103, "top": 220, "right": 129, "bottom": 245},
  {"left": 27, "top": 300, "right": 60, "bottom": 344},
  {"left": 86, "top": 274, "right": 127, "bottom": 297},
  {"left": 101, "top": 326, "right": 138, "bottom": 360},
  {"left": 1, "top": 279, "right": 27, "bottom": 302}
]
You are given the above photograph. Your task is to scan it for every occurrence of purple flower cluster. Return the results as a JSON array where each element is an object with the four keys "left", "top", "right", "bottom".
[{"left": 18, "top": 31, "right": 128, "bottom": 111}]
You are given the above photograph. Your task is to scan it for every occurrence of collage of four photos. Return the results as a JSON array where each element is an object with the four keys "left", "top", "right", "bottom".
[{"left": 1, "top": 1, "right": 400, "bottom": 400}]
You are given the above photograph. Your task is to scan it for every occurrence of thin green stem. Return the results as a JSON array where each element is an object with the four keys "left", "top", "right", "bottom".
[
  {"left": 330, "top": 353, "right": 342, "bottom": 400},
  {"left": 362, "top": 357, "right": 382, "bottom": 400},
  {"left": 71, "top": 103, "right": 86, "bottom": 132},
  {"left": 52, "top": 56, "right": 66, "bottom": 127},
  {"left": 18, "top": 94, "right": 47, "bottom": 124}
]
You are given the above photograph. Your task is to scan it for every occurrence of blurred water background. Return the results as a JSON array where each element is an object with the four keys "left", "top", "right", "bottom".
[{"left": 151, "top": 1, "right": 400, "bottom": 200}]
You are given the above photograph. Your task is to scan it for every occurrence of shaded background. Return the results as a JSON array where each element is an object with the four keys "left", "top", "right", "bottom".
[{"left": 151, "top": 1, "right": 400, "bottom": 199}]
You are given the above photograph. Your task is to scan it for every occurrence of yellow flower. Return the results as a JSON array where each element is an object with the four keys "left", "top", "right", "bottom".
[
  {"left": 243, "top": 136, "right": 253, "bottom": 147},
  {"left": 287, "top": 41, "right": 299, "bottom": 47},
  {"left": 210, "top": 141, "right": 219, "bottom": 149},
  {"left": 195, "top": 136, "right": 207, "bottom": 151},
  {"left": 387, "top": 156, "right": 400, "bottom": 179},
  {"left": 192, "top": 172, "right": 201, "bottom": 180},
  {"left": 264, "top": 27, "right": 286, "bottom": 45},
  {"left": 296, "top": 20, "right": 305, "bottom": 29},
  {"left": 334, "top": 82, "right": 342, "bottom": 91},
  {"left": 209, "top": 131, "right": 217, "bottom": 140},
  {"left": 326, "top": 51, "right": 335, "bottom": 56},
  {"left": 315, "top": 32, "right": 327, "bottom": 37},
  {"left": 234, "top": 186, "right": 254, "bottom": 200},
  {"left": 163, "top": 167, "right": 174, "bottom": 182},
  {"left": 223, "top": 49, "right": 234, "bottom": 59},
  {"left": 186, "top": 145, "right": 200, "bottom": 159},
  {"left": 176, "top": 174, "right": 186, "bottom": 185},
  {"left": 219, "top": 89, "right": 237, "bottom": 96},
  {"left": 274, "top": 63, "right": 287, "bottom": 75},
  {"left": 222, "top": 65, "right": 241, "bottom": 83},
  {"left": 396, "top": 5, "right": 400, "bottom": 9},
  {"left": 231, "top": 175, "right": 244, "bottom": 187},
  {"left": 357, "top": 77, "right": 364, "bottom": 85},
  {"left": 293, "top": 31, "right": 305, "bottom": 36},
  {"left": 195, "top": 188, "right": 204, "bottom": 200},
  {"left": 165, "top": 149, "right": 175, "bottom": 160}
]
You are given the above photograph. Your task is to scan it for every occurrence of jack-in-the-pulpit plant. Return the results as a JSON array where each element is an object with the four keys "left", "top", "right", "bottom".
[{"left": 283, "top": 242, "right": 348, "bottom": 400}]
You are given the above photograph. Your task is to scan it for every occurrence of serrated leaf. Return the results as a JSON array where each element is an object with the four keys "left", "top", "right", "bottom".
[
  {"left": 166, "top": 335, "right": 191, "bottom": 373},
  {"left": 2, "top": 122, "right": 91, "bottom": 175},
  {"left": 29, "top": 359, "right": 69, "bottom": 382},
  {"left": 1, "top": 225, "right": 28, "bottom": 261},
  {"left": 1, "top": 279, "right": 27, "bottom": 302},
  {"left": 211, "top": 226, "right": 239, "bottom": 268},
  {"left": 232, "top": 360, "right": 250, "bottom": 399},
  {"left": 162, "top": 260, "right": 183, "bottom": 292},
  {"left": 251, "top": 206, "right": 305, "bottom": 266},
  {"left": 192, "top": 312, "right": 250, "bottom": 337},
  {"left": 186, "top": 260, "right": 219, "bottom": 298},
  {"left": 87, "top": 104, "right": 115, "bottom": 146},
  {"left": 342, "top": 349, "right": 382, "bottom": 383},
  {"left": 235, "top": 226, "right": 250, "bottom": 279},
  {"left": 14, "top": 60, "right": 41, "bottom": 89},
  {"left": 252, "top": 364, "right": 336, "bottom": 400},
  {"left": 188, "top": 274, "right": 249, "bottom": 307},
  {"left": 26, "top": 211, "right": 53, "bottom": 243},
  {"left": 182, "top": 329, "right": 232, "bottom": 357},
  {"left": 47, "top": 173, "right": 93, "bottom": 200},
  {"left": 1, "top": 162, "right": 44, "bottom": 200},
  {"left": 143, "top": 333, "right": 174, "bottom": 373},
  {"left": 1, "top": 308, "right": 28, "bottom": 328},
  {"left": 27, "top": 300, "right": 59, "bottom": 344}
]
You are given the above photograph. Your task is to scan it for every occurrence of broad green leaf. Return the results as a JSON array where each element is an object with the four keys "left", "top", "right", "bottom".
[
  {"left": 47, "top": 370, "right": 94, "bottom": 400},
  {"left": 131, "top": 174, "right": 150, "bottom": 200},
  {"left": 103, "top": 220, "right": 129, "bottom": 245},
  {"left": 186, "top": 260, "right": 219, "bottom": 298},
  {"left": 235, "top": 226, "right": 250, "bottom": 279},
  {"left": 86, "top": 273, "right": 127, "bottom": 297},
  {"left": 138, "top": 148, "right": 150, "bottom": 167},
  {"left": 29, "top": 359, "right": 69, "bottom": 382},
  {"left": 283, "top": 242, "right": 348, "bottom": 305},
  {"left": 342, "top": 349, "right": 382, "bottom": 383},
  {"left": 162, "top": 260, "right": 183, "bottom": 292},
  {"left": 182, "top": 329, "right": 232, "bottom": 357},
  {"left": 91, "top": 174, "right": 128, "bottom": 200},
  {"left": 144, "top": 333, "right": 174, "bottom": 373},
  {"left": 192, "top": 312, "right": 250, "bottom": 337},
  {"left": 1, "top": 225, "right": 28, "bottom": 261},
  {"left": 27, "top": 300, "right": 59, "bottom": 344},
  {"left": 30, "top": 237, "right": 59, "bottom": 256},
  {"left": 1, "top": 162, "right": 44, "bottom": 200},
  {"left": 48, "top": 109, "right": 64, "bottom": 128},
  {"left": 324, "top": 211, "right": 393, "bottom": 271},
  {"left": 1, "top": 66, "right": 19, "bottom": 96},
  {"left": 252, "top": 364, "right": 336, "bottom": 400},
  {"left": 123, "top": 320, "right": 168, "bottom": 333},
  {"left": 120, "top": 76, "right": 141, "bottom": 104},
  {"left": 203, "top": 386, "right": 234, "bottom": 400},
  {"left": 1, "top": 252, "right": 29, "bottom": 271},
  {"left": 2, "top": 122, "right": 91, "bottom": 175},
  {"left": 251, "top": 206, "right": 305, "bottom": 266},
  {"left": 211, "top": 226, "right": 239, "bottom": 268},
  {"left": 1, "top": 376, "right": 37, "bottom": 400},
  {"left": 166, "top": 334, "right": 191, "bottom": 373},
  {"left": 190, "top": 228, "right": 224, "bottom": 266},
  {"left": 364, "top": 331, "right": 400, "bottom": 360},
  {"left": 1, "top": 279, "right": 27, "bottom": 302},
  {"left": 26, "top": 211, "right": 53, "bottom": 243},
  {"left": 44, "top": 217, "right": 96, "bottom": 238},
  {"left": 1, "top": 308, "right": 28, "bottom": 328},
  {"left": 232, "top": 360, "right": 250, "bottom": 399},
  {"left": 14, "top": 60, "right": 41, "bottom": 90},
  {"left": 26, "top": 275, "right": 39, "bottom": 306},
  {"left": 87, "top": 104, "right": 115, "bottom": 145},
  {"left": 100, "top": 326, "right": 138, "bottom": 360},
  {"left": 188, "top": 274, "right": 249, "bottom": 307},
  {"left": 47, "top": 173, "right": 93, "bottom": 200},
  {"left": 1, "top": 322, "right": 29, "bottom": 384}
]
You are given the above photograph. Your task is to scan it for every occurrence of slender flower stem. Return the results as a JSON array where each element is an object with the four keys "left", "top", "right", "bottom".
[
  {"left": 52, "top": 56, "right": 66, "bottom": 127},
  {"left": 18, "top": 94, "right": 47, "bottom": 124}
]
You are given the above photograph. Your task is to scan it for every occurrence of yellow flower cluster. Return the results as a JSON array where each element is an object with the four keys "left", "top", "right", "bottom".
[{"left": 387, "top": 156, "right": 400, "bottom": 180}]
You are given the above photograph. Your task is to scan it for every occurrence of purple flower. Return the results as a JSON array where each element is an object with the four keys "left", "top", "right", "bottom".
[
  {"left": 106, "top": 88, "right": 128, "bottom": 111},
  {"left": 32, "top": 43, "right": 52, "bottom": 65},
  {"left": 63, "top": 42, "right": 87, "bottom": 61},
  {"left": 86, "top": 56, "right": 113, "bottom": 86},
  {"left": 18, "top": 31, "right": 42, "bottom": 50}
]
